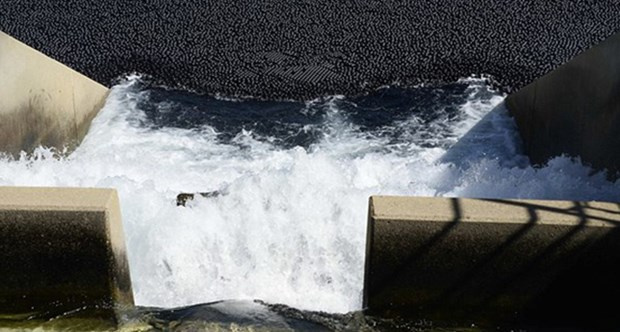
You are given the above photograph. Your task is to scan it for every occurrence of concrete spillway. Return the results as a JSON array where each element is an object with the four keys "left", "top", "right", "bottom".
[
  {"left": 1, "top": 0, "right": 619, "bottom": 99},
  {"left": 2, "top": 2, "right": 620, "bottom": 329}
]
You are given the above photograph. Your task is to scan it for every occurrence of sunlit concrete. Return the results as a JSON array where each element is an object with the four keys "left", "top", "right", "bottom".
[
  {"left": 0, "top": 31, "right": 108, "bottom": 156},
  {"left": 0, "top": 187, "right": 133, "bottom": 326},
  {"left": 364, "top": 195, "right": 620, "bottom": 329}
]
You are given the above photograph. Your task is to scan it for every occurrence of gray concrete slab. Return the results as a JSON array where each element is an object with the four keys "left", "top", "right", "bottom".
[
  {"left": 506, "top": 32, "right": 620, "bottom": 177},
  {"left": 0, "top": 187, "right": 133, "bottom": 326},
  {"left": 364, "top": 196, "right": 620, "bottom": 329},
  {"left": 0, "top": 32, "right": 109, "bottom": 156}
]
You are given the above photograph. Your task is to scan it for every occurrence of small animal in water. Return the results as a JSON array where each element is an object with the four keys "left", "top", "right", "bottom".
[{"left": 176, "top": 191, "right": 222, "bottom": 206}]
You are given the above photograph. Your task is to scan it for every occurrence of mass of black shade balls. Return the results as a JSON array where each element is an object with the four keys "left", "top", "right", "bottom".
[{"left": 1, "top": 0, "right": 619, "bottom": 100}]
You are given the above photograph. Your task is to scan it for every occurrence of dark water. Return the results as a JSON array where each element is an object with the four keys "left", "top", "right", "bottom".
[
  {"left": 136, "top": 81, "right": 474, "bottom": 152},
  {"left": 1, "top": 300, "right": 476, "bottom": 331}
]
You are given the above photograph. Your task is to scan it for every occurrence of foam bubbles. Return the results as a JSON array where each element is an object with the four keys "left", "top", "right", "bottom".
[{"left": 0, "top": 76, "right": 617, "bottom": 313}]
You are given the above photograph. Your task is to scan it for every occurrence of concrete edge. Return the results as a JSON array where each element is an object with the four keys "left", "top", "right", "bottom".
[
  {"left": 102, "top": 190, "right": 134, "bottom": 308},
  {"left": 505, "top": 31, "right": 620, "bottom": 175},
  {"left": 0, "top": 31, "right": 109, "bottom": 155},
  {"left": 364, "top": 195, "right": 620, "bottom": 328},
  {"left": 370, "top": 195, "right": 618, "bottom": 227},
  {"left": 0, "top": 187, "right": 134, "bottom": 325}
]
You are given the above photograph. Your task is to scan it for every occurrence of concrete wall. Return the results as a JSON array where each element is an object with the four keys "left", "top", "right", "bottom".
[
  {"left": 0, "top": 31, "right": 108, "bottom": 156},
  {"left": 364, "top": 196, "right": 620, "bottom": 329},
  {"left": 0, "top": 187, "right": 133, "bottom": 326},
  {"left": 506, "top": 32, "right": 620, "bottom": 176}
]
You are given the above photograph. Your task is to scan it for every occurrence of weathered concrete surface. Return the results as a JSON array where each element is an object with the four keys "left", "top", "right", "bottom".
[
  {"left": 0, "top": 31, "right": 108, "bottom": 156},
  {"left": 0, "top": 187, "right": 133, "bottom": 324},
  {"left": 506, "top": 32, "right": 620, "bottom": 176},
  {"left": 364, "top": 196, "right": 620, "bottom": 329},
  {"left": 1, "top": 0, "right": 619, "bottom": 99}
]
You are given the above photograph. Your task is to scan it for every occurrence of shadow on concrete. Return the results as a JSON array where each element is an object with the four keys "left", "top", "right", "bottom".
[{"left": 364, "top": 197, "right": 620, "bottom": 331}]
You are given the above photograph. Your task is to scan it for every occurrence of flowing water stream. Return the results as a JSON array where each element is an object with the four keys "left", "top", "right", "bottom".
[{"left": 1, "top": 76, "right": 618, "bottom": 330}]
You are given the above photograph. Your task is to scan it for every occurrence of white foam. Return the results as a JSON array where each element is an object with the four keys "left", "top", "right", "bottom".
[{"left": 0, "top": 76, "right": 617, "bottom": 313}]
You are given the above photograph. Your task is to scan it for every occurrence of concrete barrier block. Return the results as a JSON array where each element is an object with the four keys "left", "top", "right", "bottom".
[
  {"left": 0, "top": 187, "right": 133, "bottom": 324},
  {"left": 506, "top": 32, "right": 620, "bottom": 176},
  {"left": 0, "top": 31, "right": 108, "bottom": 156},
  {"left": 364, "top": 196, "right": 620, "bottom": 329}
]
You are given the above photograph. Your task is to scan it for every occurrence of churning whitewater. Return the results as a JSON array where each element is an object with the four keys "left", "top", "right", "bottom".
[{"left": 0, "top": 76, "right": 618, "bottom": 313}]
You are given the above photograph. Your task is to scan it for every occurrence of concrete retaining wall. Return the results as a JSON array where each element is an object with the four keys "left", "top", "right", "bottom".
[
  {"left": 0, "top": 31, "right": 108, "bottom": 156},
  {"left": 0, "top": 187, "right": 133, "bottom": 326},
  {"left": 364, "top": 196, "right": 620, "bottom": 329},
  {"left": 506, "top": 32, "right": 620, "bottom": 176}
]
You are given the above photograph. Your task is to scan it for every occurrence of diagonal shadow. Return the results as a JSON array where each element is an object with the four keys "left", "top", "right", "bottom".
[
  {"left": 473, "top": 201, "right": 592, "bottom": 323},
  {"left": 439, "top": 101, "right": 527, "bottom": 169},
  {"left": 428, "top": 202, "right": 539, "bottom": 310},
  {"left": 581, "top": 201, "right": 620, "bottom": 215},
  {"left": 367, "top": 198, "right": 463, "bottom": 300},
  {"left": 481, "top": 199, "right": 620, "bottom": 225},
  {"left": 477, "top": 202, "right": 617, "bottom": 329},
  {"left": 365, "top": 196, "right": 620, "bottom": 328}
]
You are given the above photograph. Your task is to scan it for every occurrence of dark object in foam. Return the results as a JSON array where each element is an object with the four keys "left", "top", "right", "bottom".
[{"left": 176, "top": 191, "right": 222, "bottom": 206}]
